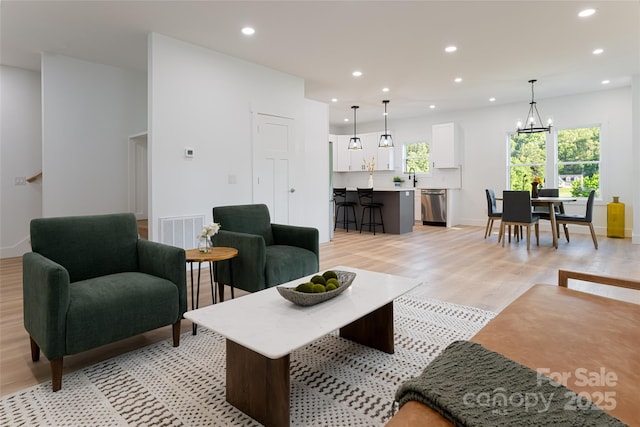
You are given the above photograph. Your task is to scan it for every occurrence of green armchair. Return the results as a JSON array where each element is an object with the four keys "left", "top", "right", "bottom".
[
  {"left": 23, "top": 213, "right": 187, "bottom": 391},
  {"left": 212, "top": 204, "right": 319, "bottom": 293}
]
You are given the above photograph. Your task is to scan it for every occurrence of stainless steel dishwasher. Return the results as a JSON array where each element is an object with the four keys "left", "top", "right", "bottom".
[{"left": 421, "top": 189, "right": 447, "bottom": 226}]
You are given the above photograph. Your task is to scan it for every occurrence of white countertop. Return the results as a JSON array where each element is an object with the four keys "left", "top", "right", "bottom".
[{"left": 345, "top": 187, "right": 415, "bottom": 192}]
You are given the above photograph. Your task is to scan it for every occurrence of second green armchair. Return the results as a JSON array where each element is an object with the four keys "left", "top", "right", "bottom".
[{"left": 212, "top": 204, "right": 319, "bottom": 293}]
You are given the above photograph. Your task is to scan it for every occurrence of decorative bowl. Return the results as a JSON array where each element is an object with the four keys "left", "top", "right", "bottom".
[{"left": 277, "top": 270, "right": 356, "bottom": 306}]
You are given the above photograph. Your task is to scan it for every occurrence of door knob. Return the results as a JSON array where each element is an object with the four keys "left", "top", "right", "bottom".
[{"left": 290, "top": 188, "right": 296, "bottom": 193}]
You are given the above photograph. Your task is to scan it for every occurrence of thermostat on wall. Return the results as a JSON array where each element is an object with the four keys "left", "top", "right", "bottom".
[{"left": 185, "top": 148, "right": 194, "bottom": 158}]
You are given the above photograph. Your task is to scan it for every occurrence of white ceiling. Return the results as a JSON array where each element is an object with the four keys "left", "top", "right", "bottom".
[{"left": 2, "top": 1, "right": 638, "bottom": 128}]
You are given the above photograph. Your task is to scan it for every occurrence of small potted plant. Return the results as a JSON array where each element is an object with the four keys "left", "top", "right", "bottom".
[{"left": 393, "top": 176, "right": 405, "bottom": 187}]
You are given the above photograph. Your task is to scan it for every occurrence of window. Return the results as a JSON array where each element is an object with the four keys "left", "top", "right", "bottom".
[
  {"left": 508, "top": 132, "right": 546, "bottom": 190},
  {"left": 507, "top": 125, "right": 601, "bottom": 198},
  {"left": 404, "top": 142, "right": 430, "bottom": 173},
  {"left": 557, "top": 126, "right": 600, "bottom": 197}
]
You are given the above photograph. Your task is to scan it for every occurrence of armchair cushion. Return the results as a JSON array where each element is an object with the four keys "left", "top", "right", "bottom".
[
  {"left": 66, "top": 272, "right": 179, "bottom": 354},
  {"left": 212, "top": 204, "right": 274, "bottom": 246},
  {"left": 265, "top": 245, "right": 318, "bottom": 286},
  {"left": 212, "top": 204, "right": 319, "bottom": 293},
  {"left": 29, "top": 213, "right": 139, "bottom": 282}
]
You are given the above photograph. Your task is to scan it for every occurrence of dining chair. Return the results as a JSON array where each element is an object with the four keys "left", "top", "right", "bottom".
[
  {"left": 555, "top": 190, "right": 598, "bottom": 249},
  {"left": 484, "top": 189, "right": 502, "bottom": 239},
  {"left": 500, "top": 191, "right": 539, "bottom": 250},
  {"left": 333, "top": 188, "right": 358, "bottom": 232},
  {"left": 533, "top": 188, "right": 569, "bottom": 241}
]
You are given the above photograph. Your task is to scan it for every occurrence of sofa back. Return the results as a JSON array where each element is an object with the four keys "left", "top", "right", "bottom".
[
  {"left": 30, "top": 213, "right": 139, "bottom": 282},
  {"left": 213, "top": 204, "right": 274, "bottom": 246}
]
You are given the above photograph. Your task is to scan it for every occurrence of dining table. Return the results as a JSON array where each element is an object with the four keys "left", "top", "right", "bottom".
[
  {"left": 531, "top": 196, "right": 577, "bottom": 248},
  {"left": 496, "top": 195, "right": 577, "bottom": 249}
]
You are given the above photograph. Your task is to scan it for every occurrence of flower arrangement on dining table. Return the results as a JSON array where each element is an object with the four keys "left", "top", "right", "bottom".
[
  {"left": 197, "top": 222, "right": 221, "bottom": 253},
  {"left": 531, "top": 176, "right": 543, "bottom": 185}
]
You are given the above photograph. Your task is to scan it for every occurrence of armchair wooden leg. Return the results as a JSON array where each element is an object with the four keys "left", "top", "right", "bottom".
[
  {"left": 172, "top": 320, "right": 181, "bottom": 347},
  {"left": 30, "top": 336, "right": 40, "bottom": 362},
  {"left": 51, "top": 358, "right": 63, "bottom": 392}
]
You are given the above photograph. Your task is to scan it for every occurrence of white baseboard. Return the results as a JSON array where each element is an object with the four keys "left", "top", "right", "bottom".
[{"left": 0, "top": 236, "right": 31, "bottom": 259}]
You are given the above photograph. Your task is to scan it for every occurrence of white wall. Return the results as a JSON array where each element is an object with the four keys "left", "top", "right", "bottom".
[
  {"left": 303, "top": 99, "right": 331, "bottom": 242},
  {"left": 0, "top": 66, "right": 42, "bottom": 257},
  {"left": 41, "top": 53, "right": 146, "bottom": 217},
  {"left": 148, "top": 33, "right": 329, "bottom": 242}
]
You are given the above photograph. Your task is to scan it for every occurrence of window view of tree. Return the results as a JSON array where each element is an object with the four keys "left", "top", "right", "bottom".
[
  {"left": 508, "top": 132, "right": 546, "bottom": 191},
  {"left": 558, "top": 126, "right": 600, "bottom": 198},
  {"left": 404, "top": 142, "right": 430, "bottom": 173}
]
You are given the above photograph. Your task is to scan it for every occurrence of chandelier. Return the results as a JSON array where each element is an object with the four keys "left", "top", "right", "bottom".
[{"left": 516, "top": 79, "right": 552, "bottom": 134}]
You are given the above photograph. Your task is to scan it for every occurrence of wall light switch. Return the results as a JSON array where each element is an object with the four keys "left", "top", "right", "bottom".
[
  {"left": 185, "top": 148, "right": 194, "bottom": 158},
  {"left": 15, "top": 177, "right": 26, "bottom": 186},
  {"left": 228, "top": 174, "right": 237, "bottom": 184}
]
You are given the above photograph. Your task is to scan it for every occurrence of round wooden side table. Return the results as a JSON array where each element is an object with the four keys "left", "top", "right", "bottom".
[{"left": 185, "top": 247, "right": 238, "bottom": 334}]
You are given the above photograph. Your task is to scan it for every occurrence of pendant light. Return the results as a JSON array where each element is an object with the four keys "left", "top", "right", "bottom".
[
  {"left": 379, "top": 100, "right": 394, "bottom": 148},
  {"left": 516, "top": 79, "right": 553, "bottom": 134},
  {"left": 348, "top": 105, "right": 362, "bottom": 150}
]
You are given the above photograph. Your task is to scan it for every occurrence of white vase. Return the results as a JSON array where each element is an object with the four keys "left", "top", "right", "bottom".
[{"left": 367, "top": 174, "right": 373, "bottom": 188}]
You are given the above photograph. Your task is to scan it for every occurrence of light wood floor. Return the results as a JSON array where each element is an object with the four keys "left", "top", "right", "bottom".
[{"left": 1, "top": 224, "right": 639, "bottom": 397}]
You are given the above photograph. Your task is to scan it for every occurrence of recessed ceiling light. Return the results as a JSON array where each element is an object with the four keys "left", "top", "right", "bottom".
[
  {"left": 454, "top": 77, "right": 462, "bottom": 83},
  {"left": 489, "top": 97, "right": 496, "bottom": 102},
  {"left": 344, "top": 118, "right": 350, "bottom": 122},
  {"left": 241, "top": 27, "right": 255, "bottom": 36},
  {"left": 382, "top": 87, "right": 390, "bottom": 92},
  {"left": 331, "top": 98, "right": 338, "bottom": 103},
  {"left": 445, "top": 46, "right": 457, "bottom": 53},
  {"left": 578, "top": 8, "right": 596, "bottom": 17},
  {"left": 429, "top": 105, "right": 436, "bottom": 109},
  {"left": 352, "top": 70, "right": 362, "bottom": 77},
  {"left": 592, "top": 48, "right": 604, "bottom": 55},
  {"left": 601, "top": 80, "right": 610, "bottom": 85}
]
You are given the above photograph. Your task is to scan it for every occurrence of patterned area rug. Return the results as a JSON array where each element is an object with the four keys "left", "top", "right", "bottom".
[{"left": 0, "top": 295, "right": 495, "bottom": 426}]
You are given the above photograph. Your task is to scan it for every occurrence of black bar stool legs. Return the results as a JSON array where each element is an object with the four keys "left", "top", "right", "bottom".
[
  {"left": 333, "top": 188, "right": 358, "bottom": 231},
  {"left": 357, "top": 188, "right": 385, "bottom": 235}
]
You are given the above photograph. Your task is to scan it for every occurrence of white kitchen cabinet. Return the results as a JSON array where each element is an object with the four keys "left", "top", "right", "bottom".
[
  {"left": 351, "top": 132, "right": 378, "bottom": 171},
  {"left": 330, "top": 134, "right": 338, "bottom": 169},
  {"left": 431, "top": 122, "right": 460, "bottom": 169},
  {"left": 332, "top": 131, "right": 394, "bottom": 172},
  {"left": 334, "top": 135, "right": 352, "bottom": 171}
]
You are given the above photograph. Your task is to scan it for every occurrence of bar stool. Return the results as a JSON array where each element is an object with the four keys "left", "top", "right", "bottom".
[
  {"left": 357, "top": 187, "right": 385, "bottom": 235},
  {"left": 333, "top": 187, "right": 358, "bottom": 231}
]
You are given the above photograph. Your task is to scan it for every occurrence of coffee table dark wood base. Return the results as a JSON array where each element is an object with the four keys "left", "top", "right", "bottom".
[
  {"left": 226, "top": 340, "right": 290, "bottom": 427},
  {"left": 339, "top": 301, "right": 394, "bottom": 353},
  {"left": 225, "top": 302, "right": 394, "bottom": 426}
]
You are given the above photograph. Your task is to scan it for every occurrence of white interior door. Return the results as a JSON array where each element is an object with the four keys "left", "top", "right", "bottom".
[
  {"left": 128, "top": 133, "right": 148, "bottom": 219},
  {"left": 253, "top": 114, "right": 295, "bottom": 224}
]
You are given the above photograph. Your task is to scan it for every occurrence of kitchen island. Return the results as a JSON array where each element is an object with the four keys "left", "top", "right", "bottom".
[{"left": 336, "top": 188, "right": 415, "bottom": 234}]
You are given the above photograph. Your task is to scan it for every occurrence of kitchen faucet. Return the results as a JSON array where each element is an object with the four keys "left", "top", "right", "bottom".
[{"left": 408, "top": 168, "right": 418, "bottom": 187}]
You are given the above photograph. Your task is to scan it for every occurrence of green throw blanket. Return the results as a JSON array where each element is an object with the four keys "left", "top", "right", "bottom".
[{"left": 394, "top": 341, "right": 627, "bottom": 427}]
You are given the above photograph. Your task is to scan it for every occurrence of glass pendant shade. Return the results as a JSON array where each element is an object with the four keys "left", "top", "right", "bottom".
[
  {"left": 348, "top": 136, "right": 362, "bottom": 150},
  {"left": 379, "top": 100, "right": 394, "bottom": 148},
  {"left": 348, "top": 105, "right": 362, "bottom": 151},
  {"left": 516, "top": 80, "right": 552, "bottom": 134},
  {"left": 379, "top": 134, "right": 393, "bottom": 148}
]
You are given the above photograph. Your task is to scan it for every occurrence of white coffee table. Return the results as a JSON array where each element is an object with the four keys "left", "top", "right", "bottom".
[{"left": 184, "top": 266, "right": 421, "bottom": 426}]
